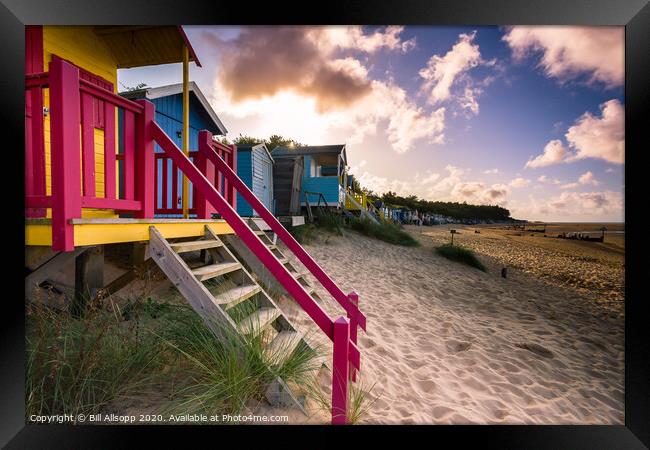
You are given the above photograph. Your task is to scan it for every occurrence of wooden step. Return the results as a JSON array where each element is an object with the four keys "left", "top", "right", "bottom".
[
  {"left": 215, "top": 284, "right": 261, "bottom": 309},
  {"left": 292, "top": 270, "right": 309, "bottom": 280},
  {"left": 170, "top": 239, "right": 222, "bottom": 253},
  {"left": 238, "top": 307, "right": 281, "bottom": 336},
  {"left": 265, "top": 330, "right": 302, "bottom": 365},
  {"left": 192, "top": 261, "right": 241, "bottom": 281}
]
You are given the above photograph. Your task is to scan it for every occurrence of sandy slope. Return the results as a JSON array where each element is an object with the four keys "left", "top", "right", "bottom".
[{"left": 279, "top": 227, "right": 624, "bottom": 424}]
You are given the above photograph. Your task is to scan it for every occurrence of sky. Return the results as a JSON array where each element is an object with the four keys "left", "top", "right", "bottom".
[{"left": 118, "top": 26, "right": 625, "bottom": 222}]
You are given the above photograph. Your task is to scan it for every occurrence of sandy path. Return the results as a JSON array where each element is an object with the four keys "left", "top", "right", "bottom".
[{"left": 278, "top": 228, "right": 624, "bottom": 424}]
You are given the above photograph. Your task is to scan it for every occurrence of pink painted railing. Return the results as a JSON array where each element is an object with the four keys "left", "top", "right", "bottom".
[
  {"left": 25, "top": 59, "right": 154, "bottom": 251},
  {"left": 24, "top": 59, "right": 237, "bottom": 250},
  {"left": 153, "top": 123, "right": 363, "bottom": 424},
  {"left": 151, "top": 141, "right": 235, "bottom": 217}
]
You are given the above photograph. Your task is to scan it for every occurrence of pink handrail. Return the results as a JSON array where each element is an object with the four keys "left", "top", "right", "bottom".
[
  {"left": 151, "top": 121, "right": 361, "bottom": 375},
  {"left": 201, "top": 135, "right": 367, "bottom": 333}
]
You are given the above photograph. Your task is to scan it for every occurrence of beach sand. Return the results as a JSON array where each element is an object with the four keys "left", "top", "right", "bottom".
[{"left": 277, "top": 225, "right": 624, "bottom": 424}]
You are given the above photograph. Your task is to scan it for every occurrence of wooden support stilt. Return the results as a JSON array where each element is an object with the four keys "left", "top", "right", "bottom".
[{"left": 72, "top": 246, "right": 104, "bottom": 316}]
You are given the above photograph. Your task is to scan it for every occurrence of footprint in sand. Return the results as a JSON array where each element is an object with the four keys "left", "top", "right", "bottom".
[
  {"left": 414, "top": 378, "right": 437, "bottom": 394},
  {"left": 515, "top": 342, "right": 554, "bottom": 358},
  {"left": 446, "top": 339, "right": 472, "bottom": 353}
]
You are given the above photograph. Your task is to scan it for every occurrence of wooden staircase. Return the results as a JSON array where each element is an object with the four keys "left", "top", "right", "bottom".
[
  {"left": 238, "top": 218, "right": 322, "bottom": 301},
  {"left": 148, "top": 224, "right": 326, "bottom": 412}
]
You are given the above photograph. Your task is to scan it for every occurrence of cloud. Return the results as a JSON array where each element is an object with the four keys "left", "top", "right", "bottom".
[
  {"left": 317, "top": 26, "right": 416, "bottom": 54},
  {"left": 538, "top": 175, "right": 561, "bottom": 185},
  {"left": 560, "top": 171, "right": 600, "bottom": 189},
  {"left": 212, "top": 27, "right": 372, "bottom": 111},
  {"left": 483, "top": 168, "right": 499, "bottom": 174},
  {"left": 526, "top": 99, "right": 624, "bottom": 168},
  {"left": 502, "top": 26, "right": 624, "bottom": 87},
  {"left": 509, "top": 190, "right": 624, "bottom": 221},
  {"left": 353, "top": 165, "right": 509, "bottom": 205},
  {"left": 419, "top": 31, "right": 495, "bottom": 115},
  {"left": 525, "top": 139, "right": 567, "bottom": 168},
  {"left": 578, "top": 171, "right": 599, "bottom": 186},
  {"left": 509, "top": 177, "right": 531, "bottom": 188},
  {"left": 565, "top": 99, "right": 624, "bottom": 164},
  {"left": 203, "top": 26, "right": 445, "bottom": 154},
  {"left": 544, "top": 190, "right": 623, "bottom": 217},
  {"left": 605, "top": 167, "right": 615, "bottom": 173}
]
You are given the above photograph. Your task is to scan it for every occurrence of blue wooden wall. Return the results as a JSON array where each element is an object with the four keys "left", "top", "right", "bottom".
[
  {"left": 237, "top": 147, "right": 274, "bottom": 216},
  {"left": 301, "top": 155, "right": 342, "bottom": 205},
  {"left": 118, "top": 92, "right": 223, "bottom": 215}
]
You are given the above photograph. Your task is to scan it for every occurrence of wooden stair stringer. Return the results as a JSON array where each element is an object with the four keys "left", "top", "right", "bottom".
[{"left": 243, "top": 218, "right": 322, "bottom": 302}]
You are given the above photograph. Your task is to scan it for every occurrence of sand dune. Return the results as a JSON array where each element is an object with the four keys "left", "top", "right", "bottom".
[{"left": 277, "top": 227, "right": 624, "bottom": 424}]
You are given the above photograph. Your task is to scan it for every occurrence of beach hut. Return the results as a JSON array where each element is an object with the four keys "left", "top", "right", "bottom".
[
  {"left": 235, "top": 144, "right": 275, "bottom": 216},
  {"left": 24, "top": 26, "right": 364, "bottom": 424},
  {"left": 272, "top": 154, "right": 304, "bottom": 216},
  {"left": 120, "top": 82, "right": 228, "bottom": 216},
  {"left": 272, "top": 144, "right": 347, "bottom": 208}
]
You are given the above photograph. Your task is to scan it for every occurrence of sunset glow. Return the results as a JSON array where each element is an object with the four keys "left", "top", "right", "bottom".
[{"left": 118, "top": 25, "right": 625, "bottom": 222}]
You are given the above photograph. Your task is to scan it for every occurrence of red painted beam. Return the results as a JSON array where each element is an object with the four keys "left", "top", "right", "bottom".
[
  {"left": 49, "top": 59, "right": 82, "bottom": 252},
  {"left": 134, "top": 100, "right": 155, "bottom": 218},
  {"left": 332, "top": 316, "right": 350, "bottom": 425},
  {"left": 80, "top": 92, "right": 96, "bottom": 197}
]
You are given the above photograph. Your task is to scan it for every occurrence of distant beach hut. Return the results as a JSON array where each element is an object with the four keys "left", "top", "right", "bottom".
[
  {"left": 235, "top": 144, "right": 274, "bottom": 216},
  {"left": 120, "top": 82, "right": 228, "bottom": 216},
  {"left": 272, "top": 144, "right": 347, "bottom": 208}
]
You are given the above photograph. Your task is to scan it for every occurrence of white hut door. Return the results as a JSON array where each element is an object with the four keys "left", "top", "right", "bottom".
[{"left": 260, "top": 157, "right": 272, "bottom": 211}]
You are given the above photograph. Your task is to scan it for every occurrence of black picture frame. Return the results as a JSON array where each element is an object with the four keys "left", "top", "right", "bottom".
[{"left": 1, "top": 0, "right": 648, "bottom": 447}]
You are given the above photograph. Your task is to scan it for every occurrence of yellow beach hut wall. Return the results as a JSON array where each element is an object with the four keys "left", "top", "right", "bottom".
[{"left": 41, "top": 26, "right": 119, "bottom": 217}]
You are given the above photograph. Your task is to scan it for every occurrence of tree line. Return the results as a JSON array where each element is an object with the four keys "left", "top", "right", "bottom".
[{"left": 368, "top": 191, "right": 513, "bottom": 221}]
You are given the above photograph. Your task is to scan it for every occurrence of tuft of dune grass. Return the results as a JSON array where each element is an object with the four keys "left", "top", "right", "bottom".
[
  {"left": 348, "top": 217, "right": 420, "bottom": 247},
  {"left": 435, "top": 243, "right": 487, "bottom": 272}
]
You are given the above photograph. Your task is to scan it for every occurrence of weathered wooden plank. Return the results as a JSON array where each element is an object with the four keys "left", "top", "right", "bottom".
[
  {"left": 170, "top": 239, "right": 222, "bottom": 253},
  {"left": 148, "top": 226, "right": 237, "bottom": 336},
  {"left": 191, "top": 261, "right": 241, "bottom": 281}
]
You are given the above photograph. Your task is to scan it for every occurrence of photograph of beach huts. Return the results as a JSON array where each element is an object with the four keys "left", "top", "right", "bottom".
[{"left": 25, "top": 25, "right": 624, "bottom": 425}]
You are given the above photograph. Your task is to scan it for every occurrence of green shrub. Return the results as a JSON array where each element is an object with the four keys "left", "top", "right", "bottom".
[
  {"left": 347, "top": 217, "right": 420, "bottom": 247},
  {"left": 288, "top": 224, "right": 316, "bottom": 244},
  {"left": 314, "top": 209, "right": 343, "bottom": 235},
  {"left": 435, "top": 243, "right": 486, "bottom": 272}
]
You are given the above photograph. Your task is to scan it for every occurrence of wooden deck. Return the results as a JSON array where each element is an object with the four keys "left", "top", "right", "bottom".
[{"left": 25, "top": 218, "right": 234, "bottom": 247}]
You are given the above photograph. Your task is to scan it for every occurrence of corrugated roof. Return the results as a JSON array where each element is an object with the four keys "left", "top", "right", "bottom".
[
  {"left": 271, "top": 144, "right": 346, "bottom": 163},
  {"left": 120, "top": 81, "right": 227, "bottom": 135}
]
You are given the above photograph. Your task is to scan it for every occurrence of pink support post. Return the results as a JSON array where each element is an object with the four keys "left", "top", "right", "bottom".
[
  {"left": 49, "top": 59, "right": 82, "bottom": 251},
  {"left": 196, "top": 130, "right": 216, "bottom": 218},
  {"left": 230, "top": 144, "right": 237, "bottom": 209},
  {"left": 347, "top": 291, "right": 359, "bottom": 382},
  {"left": 103, "top": 102, "right": 116, "bottom": 199},
  {"left": 134, "top": 100, "right": 155, "bottom": 218},
  {"left": 80, "top": 92, "right": 96, "bottom": 197},
  {"left": 332, "top": 316, "right": 351, "bottom": 425},
  {"left": 123, "top": 110, "right": 135, "bottom": 200},
  {"left": 162, "top": 157, "right": 168, "bottom": 209}
]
